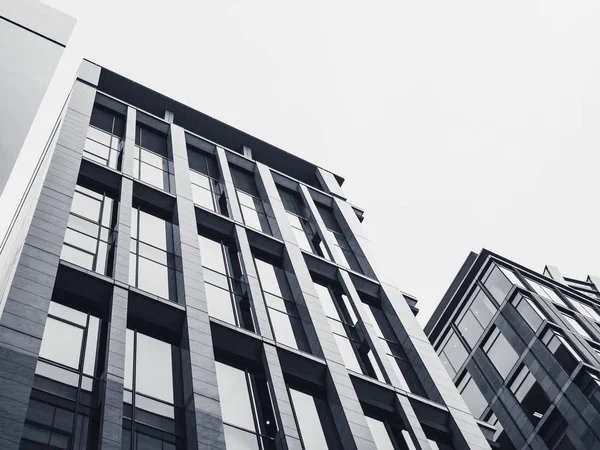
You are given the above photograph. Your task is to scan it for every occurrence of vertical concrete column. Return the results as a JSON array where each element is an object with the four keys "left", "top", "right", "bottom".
[
  {"left": 170, "top": 125, "right": 226, "bottom": 450},
  {"left": 214, "top": 147, "right": 243, "bottom": 223},
  {"left": 233, "top": 224, "right": 273, "bottom": 340},
  {"left": 263, "top": 344, "right": 303, "bottom": 450},
  {"left": 0, "top": 80, "right": 95, "bottom": 449},
  {"left": 255, "top": 163, "right": 377, "bottom": 450},
  {"left": 338, "top": 270, "right": 431, "bottom": 450},
  {"left": 316, "top": 167, "right": 346, "bottom": 200},
  {"left": 98, "top": 177, "right": 133, "bottom": 449},
  {"left": 332, "top": 197, "right": 491, "bottom": 450},
  {"left": 121, "top": 106, "right": 137, "bottom": 178}
]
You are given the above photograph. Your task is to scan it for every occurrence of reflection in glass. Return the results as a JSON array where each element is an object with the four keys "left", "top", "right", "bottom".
[
  {"left": 483, "top": 329, "right": 519, "bottom": 379},
  {"left": 123, "top": 329, "right": 184, "bottom": 449},
  {"left": 61, "top": 184, "right": 117, "bottom": 276},
  {"left": 215, "top": 361, "right": 277, "bottom": 449},
  {"left": 256, "top": 258, "right": 309, "bottom": 351},
  {"left": 289, "top": 388, "right": 337, "bottom": 450},
  {"left": 129, "top": 207, "right": 179, "bottom": 301},
  {"left": 315, "top": 204, "right": 362, "bottom": 273},
  {"left": 20, "top": 302, "right": 102, "bottom": 449}
]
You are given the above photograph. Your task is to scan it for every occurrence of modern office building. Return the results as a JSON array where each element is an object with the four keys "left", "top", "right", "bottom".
[
  {"left": 425, "top": 249, "right": 600, "bottom": 450},
  {"left": 0, "top": 59, "right": 493, "bottom": 450}
]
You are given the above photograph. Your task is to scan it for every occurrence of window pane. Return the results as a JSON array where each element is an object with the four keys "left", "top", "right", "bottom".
[
  {"left": 291, "top": 224, "right": 313, "bottom": 253},
  {"left": 483, "top": 265, "right": 513, "bottom": 303},
  {"left": 60, "top": 245, "right": 94, "bottom": 270},
  {"left": 570, "top": 299, "right": 600, "bottom": 322},
  {"left": 124, "top": 329, "right": 134, "bottom": 391},
  {"left": 442, "top": 331, "right": 468, "bottom": 373},
  {"left": 461, "top": 378, "right": 487, "bottom": 419},
  {"left": 241, "top": 205, "right": 264, "bottom": 231},
  {"left": 205, "top": 283, "right": 236, "bottom": 325},
  {"left": 289, "top": 389, "right": 330, "bottom": 450},
  {"left": 365, "top": 417, "right": 395, "bottom": 450},
  {"left": 526, "top": 278, "right": 568, "bottom": 307},
  {"left": 471, "top": 289, "right": 497, "bottom": 328},
  {"left": 137, "top": 257, "right": 170, "bottom": 299},
  {"left": 191, "top": 183, "right": 216, "bottom": 211},
  {"left": 135, "top": 333, "right": 174, "bottom": 403},
  {"left": 313, "top": 283, "right": 341, "bottom": 321},
  {"left": 215, "top": 362, "right": 255, "bottom": 430},
  {"left": 562, "top": 314, "right": 591, "bottom": 339},
  {"left": 71, "top": 192, "right": 101, "bottom": 222},
  {"left": 456, "top": 310, "right": 484, "bottom": 348},
  {"left": 48, "top": 302, "right": 87, "bottom": 326},
  {"left": 223, "top": 425, "right": 260, "bottom": 450},
  {"left": 269, "top": 309, "right": 300, "bottom": 349},
  {"left": 138, "top": 211, "right": 168, "bottom": 249},
  {"left": 334, "top": 334, "right": 362, "bottom": 373},
  {"left": 255, "top": 259, "right": 284, "bottom": 297},
  {"left": 39, "top": 318, "right": 83, "bottom": 369},
  {"left": 198, "top": 236, "right": 227, "bottom": 273},
  {"left": 139, "top": 162, "right": 167, "bottom": 190},
  {"left": 514, "top": 295, "right": 544, "bottom": 331},
  {"left": 485, "top": 331, "right": 519, "bottom": 379}
]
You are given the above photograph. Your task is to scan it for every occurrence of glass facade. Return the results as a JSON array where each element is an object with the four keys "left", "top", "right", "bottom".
[
  {"left": 20, "top": 302, "right": 103, "bottom": 449},
  {"left": 187, "top": 145, "right": 228, "bottom": 215},
  {"left": 123, "top": 330, "right": 185, "bottom": 449},
  {"left": 455, "top": 287, "right": 496, "bottom": 349},
  {"left": 315, "top": 204, "right": 362, "bottom": 273},
  {"left": 254, "top": 257, "right": 309, "bottom": 351},
  {"left": 198, "top": 234, "right": 254, "bottom": 330},
  {"left": 482, "top": 329, "right": 518, "bottom": 379},
  {"left": 277, "top": 186, "right": 327, "bottom": 257},
  {"left": 215, "top": 361, "right": 277, "bottom": 449},
  {"left": 134, "top": 125, "right": 172, "bottom": 191},
  {"left": 61, "top": 183, "right": 117, "bottom": 276},
  {"left": 129, "top": 207, "right": 179, "bottom": 301},
  {"left": 84, "top": 103, "right": 125, "bottom": 170},
  {"left": 231, "top": 166, "right": 272, "bottom": 234}
]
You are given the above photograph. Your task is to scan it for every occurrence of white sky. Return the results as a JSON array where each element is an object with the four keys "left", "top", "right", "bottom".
[{"left": 40, "top": 0, "right": 600, "bottom": 325}]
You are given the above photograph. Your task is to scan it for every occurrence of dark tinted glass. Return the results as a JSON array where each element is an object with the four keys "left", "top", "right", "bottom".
[
  {"left": 278, "top": 187, "right": 303, "bottom": 216},
  {"left": 136, "top": 125, "right": 168, "bottom": 157},
  {"left": 188, "top": 147, "right": 220, "bottom": 178},
  {"left": 316, "top": 204, "right": 341, "bottom": 232},
  {"left": 231, "top": 166, "right": 259, "bottom": 196}
]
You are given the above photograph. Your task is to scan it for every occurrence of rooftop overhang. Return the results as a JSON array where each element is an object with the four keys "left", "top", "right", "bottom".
[{"left": 95, "top": 66, "right": 344, "bottom": 190}]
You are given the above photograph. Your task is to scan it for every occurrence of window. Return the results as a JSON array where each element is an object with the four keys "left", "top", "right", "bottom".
[
  {"left": 254, "top": 258, "right": 309, "bottom": 351},
  {"left": 542, "top": 330, "right": 582, "bottom": 375},
  {"left": 438, "top": 330, "right": 468, "bottom": 379},
  {"left": 315, "top": 204, "right": 362, "bottom": 273},
  {"left": 20, "top": 302, "right": 103, "bottom": 449},
  {"left": 134, "top": 125, "right": 172, "bottom": 191},
  {"left": 215, "top": 361, "right": 277, "bottom": 450},
  {"left": 455, "top": 287, "right": 497, "bottom": 348},
  {"left": 187, "top": 146, "right": 228, "bottom": 215},
  {"left": 512, "top": 294, "right": 546, "bottom": 331},
  {"left": 459, "top": 376, "right": 487, "bottom": 419},
  {"left": 129, "top": 207, "right": 179, "bottom": 301},
  {"left": 524, "top": 278, "right": 569, "bottom": 308},
  {"left": 288, "top": 387, "right": 341, "bottom": 450},
  {"left": 561, "top": 313, "right": 592, "bottom": 339},
  {"left": 482, "top": 329, "right": 519, "bottom": 379},
  {"left": 314, "top": 282, "right": 383, "bottom": 380},
  {"left": 568, "top": 297, "right": 600, "bottom": 322},
  {"left": 84, "top": 103, "right": 125, "bottom": 169},
  {"left": 231, "top": 166, "right": 272, "bottom": 234},
  {"left": 364, "top": 415, "right": 417, "bottom": 450},
  {"left": 61, "top": 183, "right": 118, "bottom": 276},
  {"left": 509, "top": 365, "right": 551, "bottom": 425},
  {"left": 481, "top": 264, "right": 521, "bottom": 304},
  {"left": 123, "top": 329, "right": 185, "bottom": 450},
  {"left": 199, "top": 234, "right": 254, "bottom": 331},
  {"left": 362, "top": 300, "right": 427, "bottom": 396},
  {"left": 278, "top": 187, "right": 327, "bottom": 257}
]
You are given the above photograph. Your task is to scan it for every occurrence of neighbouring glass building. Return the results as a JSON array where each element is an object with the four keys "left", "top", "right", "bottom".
[
  {"left": 425, "top": 249, "right": 600, "bottom": 450},
  {"left": 0, "top": 60, "right": 494, "bottom": 450}
]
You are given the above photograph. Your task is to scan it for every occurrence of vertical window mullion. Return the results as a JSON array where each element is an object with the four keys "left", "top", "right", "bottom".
[{"left": 131, "top": 330, "right": 137, "bottom": 450}]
